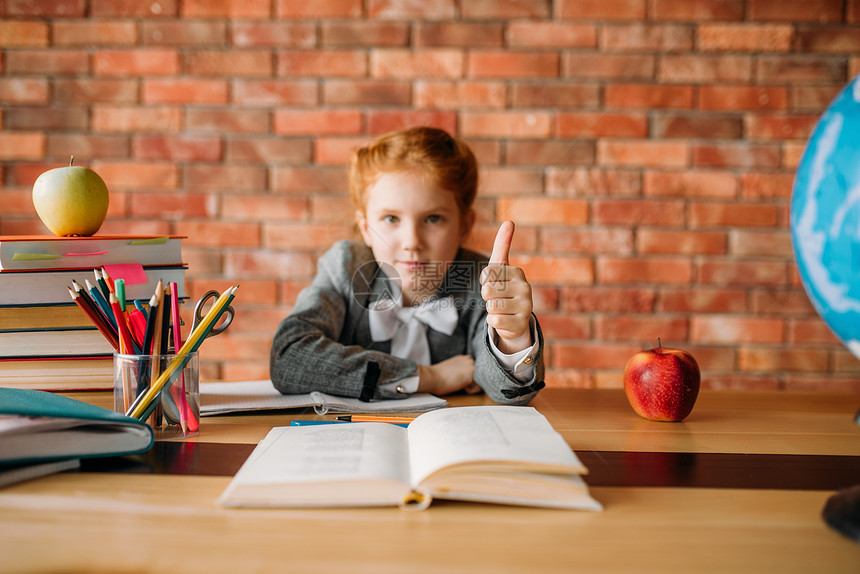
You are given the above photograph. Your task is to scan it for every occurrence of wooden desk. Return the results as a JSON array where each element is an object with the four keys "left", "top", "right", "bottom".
[{"left": 2, "top": 389, "right": 859, "bottom": 573}]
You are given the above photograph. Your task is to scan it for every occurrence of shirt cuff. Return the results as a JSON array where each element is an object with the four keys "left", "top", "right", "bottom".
[
  {"left": 379, "top": 374, "right": 419, "bottom": 395},
  {"left": 487, "top": 316, "right": 539, "bottom": 382}
]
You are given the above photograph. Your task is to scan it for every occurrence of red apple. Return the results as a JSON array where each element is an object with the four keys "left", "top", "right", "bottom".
[{"left": 623, "top": 339, "right": 701, "bottom": 422}]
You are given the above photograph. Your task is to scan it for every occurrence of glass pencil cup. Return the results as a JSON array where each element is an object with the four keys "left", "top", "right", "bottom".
[{"left": 113, "top": 352, "right": 200, "bottom": 441}]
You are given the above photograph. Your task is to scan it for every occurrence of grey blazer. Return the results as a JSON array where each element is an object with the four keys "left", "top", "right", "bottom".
[{"left": 269, "top": 240, "right": 545, "bottom": 405}]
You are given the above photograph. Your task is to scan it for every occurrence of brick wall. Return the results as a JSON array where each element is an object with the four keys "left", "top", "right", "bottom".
[{"left": 1, "top": 0, "right": 859, "bottom": 392}]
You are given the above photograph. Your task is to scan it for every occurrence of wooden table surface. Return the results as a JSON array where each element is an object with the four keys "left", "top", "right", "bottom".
[{"left": 1, "top": 388, "right": 859, "bottom": 573}]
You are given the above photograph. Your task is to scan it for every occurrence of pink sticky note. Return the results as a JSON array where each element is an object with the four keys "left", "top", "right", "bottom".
[{"left": 102, "top": 263, "right": 147, "bottom": 285}]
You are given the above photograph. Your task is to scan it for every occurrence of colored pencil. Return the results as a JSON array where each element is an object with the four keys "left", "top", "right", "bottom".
[
  {"left": 169, "top": 281, "right": 195, "bottom": 435},
  {"left": 110, "top": 292, "right": 136, "bottom": 355},
  {"left": 335, "top": 415, "right": 416, "bottom": 424},
  {"left": 128, "top": 286, "right": 236, "bottom": 420},
  {"left": 115, "top": 279, "right": 126, "bottom": 312},
  {"left": 94, "top": 268, "right": 111, "bottom": 300},
  {"left": 85, "top": 278, "right": 117, "bottom": 330},
  {"left": 67, "top": 287, "right": 119, "bottom": 352}
]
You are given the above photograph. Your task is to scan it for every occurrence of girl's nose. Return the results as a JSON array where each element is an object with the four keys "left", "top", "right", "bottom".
[{"left": 401, "top": 221, "right": 423, "bottom": 252}]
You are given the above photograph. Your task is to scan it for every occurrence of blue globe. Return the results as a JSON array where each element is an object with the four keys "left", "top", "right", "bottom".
[{"left": 791, "top": 74, "right": 860, "bottom": 358}]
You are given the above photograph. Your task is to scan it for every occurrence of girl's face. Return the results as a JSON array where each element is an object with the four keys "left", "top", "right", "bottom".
[{"left": 358, "top": 170, "right": 474, "bottom": 306}]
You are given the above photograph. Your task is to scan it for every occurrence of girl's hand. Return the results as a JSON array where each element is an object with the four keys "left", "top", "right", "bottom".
[
  {"left": 480, "top": 221, "right": 534, "bottom": 354},
  {"left": 417, "top": 355, "right": 480, "bottom": 395}
]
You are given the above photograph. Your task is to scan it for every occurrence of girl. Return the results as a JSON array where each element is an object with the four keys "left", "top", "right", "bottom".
[{"left": 270, "top": 127, "right": 544, "bottom": 405}]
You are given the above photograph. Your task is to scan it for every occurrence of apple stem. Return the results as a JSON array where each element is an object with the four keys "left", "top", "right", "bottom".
[
  {"left": 657, "top": 337, "right": 662, "bottom": 353},
  {"left": 69, "top": 155, "right": 74, "bottom": 167}
]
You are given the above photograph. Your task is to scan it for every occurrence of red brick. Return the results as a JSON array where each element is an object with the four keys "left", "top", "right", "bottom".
[
  {"left": 744, "top": 114, "right": 818, "bottom": 141},
  {"left": 47, "top": 134, "right": 130, "bottom": 159},
  {"left": 264, "top": 223, "right": 352, "bottom": 250},
  {"left": 231, "top": 22, "right": 315, "bottom": 47},
  {"left": 689, "top": 203, "right": 779, "bottom": 228},
  {"left": 5, "top": 108, "right": 88, "bottom": 131},
  {"left": 176, "top": 221, "right": 261, "bottom": 248},
  {"left": 53, "top": 79, "right": 137, "bottom": 103},
  {"left": 658, "top": 287, "right": 747, "bottom": 313},
  {"left": 371, "top": 49, "right": 463, "bottom": 79},
  {"left": 274, "top": 110, "right": 362, "bottom": 136},
  {"left": 310, "top": 196, "right": 356, "bottom": 224},
  {"left": 271, "top": 167, "right": 348, "bottom": 194},
  {"left": 3, "top": 0, "right": 86, "bottom": 17},
  {"left": 128, "top": 195, "right": 217, "bottom": 219},
  {"left": 276, "top": 0, "right": 362, "bottom": 18},
  {"left": 0, "top": 21, "right": 49, "bottom": 47},
  {"left": 315, "top": 137, "right": 370, "bottom": 166},
  {"left": 757, "top": 56, "right": 845, "bottom": 84},
  {"left": 691, "top": 316, "right": 784, "bottom": 344},
  {"left": 699, "top": 261, "right": 788, "bottom": 286},
  {"left": 607, "top": 84, "right": 694, "bottom": 109},
  {"left": 538, "top": 314, "right": 591, "bottom": 340},
  {"left": 223, "top": 195, "right": 309, "bottom": 221},
  {"left": 415, "top": 22, "right": 503, "bottom": 47},
  {"left": 557, "top": 113, "right": 647, "bottom": 138},
  {"left": 497, "top": 198, "right": 588, "bottom": 226},
  {"left": 693, "top": 143, "right": 781, "bottom": 169},
  {"left": 546, "top": 168, "right": 642, "bottom": 198},
  {"left": 751, "top": 290, "right": 816, "bottom": 316},
  {"left": 0, "top": 79, "right": 49, "bottom": 104},
  {"left": 597, "top": 257, "right": 693, "bottom": 284},
  {"left": 467, "top": 52, "right": 559, "bottom": 78},
  {"left": 638, "top": 229, "right": 726, "bottom": 255},
  {"left": 784, "top": 375, "right": 860, "bottom": 394},
  {"left": 366, "top": 111, "right": 458, "bottom": 136},
  {"left": 739, "top": 348, "right": 828, "bottom": 373},
  {"left": 461, "top": 112, "right": 552, "bottom": 139},
  {"left": 225, "top": 251, "right": 314, "bottom": 280},
  {"left": 323, "top": 80, "right": 411, "bottom": 106},
  {"left": 652, "top": 0, "right": 744, "bottom": 20},
  {"left": 6, "top": 50, "right": 89, "bottom": 75},
  {"left": 596, "top": 316, "right": 689, "bottom": 342},
  {"left": 598, "top": 140, "right": 689, "bottom": 168},
  {"left": 602, "top": 24, "right": 692, "bottom": 52},
  {"left": 507, "top": 22, "right": 596, "bottom": 48},
  {"left": 278, "top": 51, "right": 367, "bottom": 77},
  {"left": 184, "top": 51, "right": 271, "bottom": 76},
  {"left": 551, "top": 342, "right": 642, "bottom": 369},
  {"left": 321, "top": 21, "right": 409, "bottom": 47},
  {"left": 143, "top": 79, "right": 228, "bottom": 104},
  {"left": 504, "top": 141, "right": 594, "bottom": 167},
  {"left": 133, "top": 135, "right": 222, "bottom": 162},
  {"left": 367, "top": 0, "right": 455, "bottom": 19},
  {"left": 52, "top": 21, "right": 137, "bottom": 46},
  {"left": 541, "top": 228, "right": 633, "bottom": 255},
  {"left": 652, "top": 114, "right": 742, "bottom": 139},
  {"left": 562, "top": 286, "right": 655, "bottom": 313},
  {"left": 92, "top": 162, "right": 179, "bottom": 189},
  {"left": 659, "top": 55, "right": 752, "bottom": 83},
  {"left": 225, "top": 137, "right": 312, "bottom": 164},
  {"left": 142, "top": 21, "right": 227, "bottom": 45},
  {"left": 556, "top": 0, "right": 646, "bottom": 19},
  {"left": 0, "top": 132, "right": 44, "bottom": 160},
  {"left": 185, "top": 165, "right": 267, "bottom": 192},
  {"left": 740, "top": 173, "right": 795, "bottom": 199},
  {"left": 791, "top": 86, "right": 843, "bottom": 113},
  {"left": 511, "top": 84, "right": 599, "bottom": 109},
  {"left": 698, "top": 24, "right": 793, "bottom": 52},
  {"left": 186, "top": 109, "right": 270, "bottom": 133},
  {"left": 788, "top": 319, "right": 840, "bottom": 345},
  {"left": 516, "top": 255, "right": 593, "bottom": 285},
  {"left": 480, "top": 167, "right": 544, "bottom": 196},
  {"left": 416, "top": 81, "right": 507, "bottom": 109},
  {"left": 750, "top": 0, "right": 843, "bottom": 22},
  {"left": 462, "top": 0, "right": 549, "bottom": 18},
  {"left": 704, "top": 375, "right": 780, "bottom": 391},
  {"left": 94, "top": 50, "right": 179, "bottom": 76},
  {"left": 592, "top": 199, "right": 685, "bottom": 226},
  {"left": 233, "top": 80, "right": 317, "bottom": 107},
  {"left": 92, "top": 0, "right": 177, "bottom": 16},
  {"left": 700, "top": 86, "right": 788, "bottom": 111},
  {"left": 181, "top": 0, "right": 269, "bottom": 17},
  {"left": 729, "top": 230, "right": 792, "bottom": 258},
  {"left": 544, "top": 369, "right": 594, "bottom": 389},
  {"left": 92, "top": 106, "right": 181, "bottom": 133},
  {"left": 562, "top": 53, "right": 654, "bottom": 79}
]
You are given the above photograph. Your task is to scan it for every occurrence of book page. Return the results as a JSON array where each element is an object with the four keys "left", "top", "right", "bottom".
[
  {"left": 406, "top": 406, "right": 586, "bottom": 487},
  {"left": 229, "top": 422, "right": 411, "bottom": 487}
]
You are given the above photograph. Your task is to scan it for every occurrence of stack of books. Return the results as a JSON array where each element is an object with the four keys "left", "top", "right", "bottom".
[{"left": 0, "top": 235, "right": 186, "bottom": 391}]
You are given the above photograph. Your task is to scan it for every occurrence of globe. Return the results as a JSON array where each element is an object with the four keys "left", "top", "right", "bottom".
[{"left": 791, "top": 74, "right": 860, "bottom": 359}]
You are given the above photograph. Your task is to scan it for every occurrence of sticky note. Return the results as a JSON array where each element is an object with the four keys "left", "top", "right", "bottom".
[{"left": 103, "top": 263, "right": 147, "bottom": 286}]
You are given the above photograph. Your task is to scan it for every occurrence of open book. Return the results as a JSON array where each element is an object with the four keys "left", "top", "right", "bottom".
[
  {"left": 218, "top": 405, "right": 602, "bottom": 511},
  {"left": 200, "top": 379, "right": 447, "bottom": 416}
]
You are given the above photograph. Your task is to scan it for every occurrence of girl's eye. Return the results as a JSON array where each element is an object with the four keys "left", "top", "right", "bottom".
[
  {"left": 426, "top": 214, "right": 442, "bottom": 223},
  {"left": 383, "top": 215, "right": 399, "bottom": 224}
]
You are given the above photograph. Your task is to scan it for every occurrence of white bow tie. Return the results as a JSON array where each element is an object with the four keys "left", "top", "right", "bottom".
[{"left": 368, "top": 295, "right": 458, "bottom": 365}]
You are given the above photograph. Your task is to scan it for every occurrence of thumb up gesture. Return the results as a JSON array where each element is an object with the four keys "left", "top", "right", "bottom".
[{"left": 480, "top": 221, "right": 534, "bottom": 354}]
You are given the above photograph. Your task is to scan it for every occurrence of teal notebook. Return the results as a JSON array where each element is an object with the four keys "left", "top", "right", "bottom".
[{"left": 0, "top": 388, "right": 154, "bottom": 465}]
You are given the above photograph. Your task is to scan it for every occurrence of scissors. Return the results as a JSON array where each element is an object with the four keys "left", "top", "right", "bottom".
[{"left": 191, "top": 289, "right": 235, "bottom": 339}]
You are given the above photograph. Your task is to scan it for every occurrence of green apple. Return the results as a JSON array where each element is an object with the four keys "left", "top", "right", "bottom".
[{"left": 32, "top": 156, "right": 109, "bottom": 237}]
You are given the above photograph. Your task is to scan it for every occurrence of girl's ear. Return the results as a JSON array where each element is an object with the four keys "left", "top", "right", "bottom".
[
  {"left": 460, "top": 208, "right": 476, "bottom": 241},
  {"left": 356, "top": 212, "right": 373, "bottom": 246}
]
